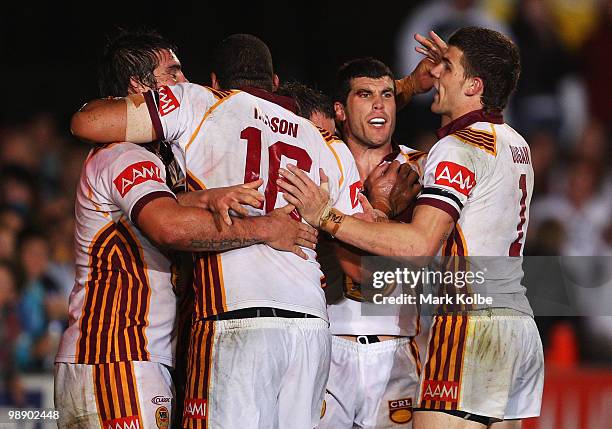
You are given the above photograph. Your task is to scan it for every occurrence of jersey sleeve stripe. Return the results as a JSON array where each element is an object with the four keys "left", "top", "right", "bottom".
[
  {"left": 129, "top": 190, "right": 177, "bottom": 225},
  {"left": 415, "top": 197, "right": 460, "bottom": 223},
  {"left": 420, "top": 187, "right": 463, "bottom": 210},
  {"left": 144, "top": 91, "right": 164, "bottom": 140}
]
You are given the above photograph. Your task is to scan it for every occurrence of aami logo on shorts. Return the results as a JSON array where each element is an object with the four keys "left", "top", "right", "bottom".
[
  {"left": 388, "top": 398, "right": 413, "bottom": 424},
  {"left": 434, "top": 161, "right": 475, "bottom": 196},
  {"left": 422, "top": 380, "right": 459, "bottom": 402},
  {"left": 102, "top": 416, "right": 141, "bottom": 429},
  {"left": 349, "top": 180, "right": 363, "bottom": 209},
  {"left": 113, "top": 161, "right": 164, "bottom": 197},
  {"left": 183, "top": 398, "right": 206, "bottom": 420},
  {"left": 158, "top": 86, "right": 179, "bottom": 116}
]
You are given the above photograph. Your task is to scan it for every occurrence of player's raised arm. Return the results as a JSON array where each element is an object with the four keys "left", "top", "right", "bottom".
[
  {"left": 395, "top": 30, "right": 447, "bottom": 109},
  {"left": 71, "top": 93, "right": 157, "bottom": 144}
]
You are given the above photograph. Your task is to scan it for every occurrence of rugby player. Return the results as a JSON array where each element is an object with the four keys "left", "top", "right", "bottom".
[
  {"left": 56, "top": 30, "right": 317, "bottom": 429},
  {"left": 69, "top": 34, "right": 363, "bottom": 429},
  {"left": 278, "top": 27, "right": 544, "bottom": 429}
]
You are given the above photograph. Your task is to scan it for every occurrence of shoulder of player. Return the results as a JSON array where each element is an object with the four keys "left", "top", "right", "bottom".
[
  {"left": 87, "top": 143, "right": 163, "bottom": 175},
  {"left": 442, "top": 121, "right": 498, "bottom": 157},
  {"left": 162, "top": 83, "right": 237, "bottom": 107}
]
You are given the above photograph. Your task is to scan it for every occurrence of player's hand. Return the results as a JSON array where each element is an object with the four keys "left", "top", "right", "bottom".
[
  {"left": 265, "top": 204, "right": 318, "bottom": 259},
  {"left": 177, "top": 180, "right": 264, "bottom": 226},
  {"left": 353, "top": 194, "right": 389, "bottom": 223},
  {"left": 388, "top": 164, "right": 422, "bottom": 217},
  {"left": 277, "top": 165, "right": 331, "bottom": 228},
  {"left": 412, "top": 31, "right": 448, "bottom": 93},
  {"left": 364, "top": 160, "right": 399, "bottom": 216}
]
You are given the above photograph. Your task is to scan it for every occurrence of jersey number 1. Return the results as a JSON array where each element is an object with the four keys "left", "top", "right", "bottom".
[
  {"left": 241, "top": 126, "right": 313, "bottom": 213},
  {"left": 509, "top": 174, "right": 527, "bottom": 256}
]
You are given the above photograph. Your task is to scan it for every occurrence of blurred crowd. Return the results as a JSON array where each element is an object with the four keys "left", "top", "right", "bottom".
[{"left": 0, "top": 0, "right": 610, "bottom": 405}]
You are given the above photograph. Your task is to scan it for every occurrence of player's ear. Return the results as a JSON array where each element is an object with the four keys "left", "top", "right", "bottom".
[
  {"left": 272, "top": 74, "right": 280, "bottom": 91},
  {"left": 334, "top": 102, "right": 346, "bottom": 122},
  {"left": 211, "top": 72, "right": 221, "bottom": 90},
  {"left": 465, "top": 76, "right": 484, "bottom": 97}
]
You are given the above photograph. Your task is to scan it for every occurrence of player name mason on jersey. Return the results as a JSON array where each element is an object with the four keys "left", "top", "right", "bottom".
[
  {"left": 415, "top": 114, "right": 535, "bottom": 316},
  {"left": 253, "top": 106, "right": 299, "bottom": 138},
  {"left": 56, "top": 143, "right": 177, "bottom": 367},
  {"left": 144, "top": 83, "right": 363, "bottom": 321}
]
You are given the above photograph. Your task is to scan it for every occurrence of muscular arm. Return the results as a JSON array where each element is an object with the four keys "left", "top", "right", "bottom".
[
  {"left": 329, "top": 205, "right": 454, "bottom": 267},
  {"left": 137, "top": 196, "right": 271, "bottom": 251},
  {"left": 136, "top": 196, "right": 319, "bottom": 255},
  {"left": 71, "top": 94, "right": 155, "bottom": 144}
]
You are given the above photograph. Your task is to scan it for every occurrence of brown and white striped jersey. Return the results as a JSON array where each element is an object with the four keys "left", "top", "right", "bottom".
[
  {"left": 56, "top": 143, "right": 177, "bottom": 367},
  {"left": 144, "top": 83, "right": 363, "bottom": 321},
  {"left": 415, "top": 110, "right": 534, "bottom": 315}
]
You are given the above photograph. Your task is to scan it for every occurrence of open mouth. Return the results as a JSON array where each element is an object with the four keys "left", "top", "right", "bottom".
[{"left": 368, "top": 117, "right": 387, "bottom": 128}]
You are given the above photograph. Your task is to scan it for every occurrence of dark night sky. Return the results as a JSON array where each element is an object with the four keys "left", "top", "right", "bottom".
[{"left": 1, "top": 1, "right": 425, "bottom": 132}]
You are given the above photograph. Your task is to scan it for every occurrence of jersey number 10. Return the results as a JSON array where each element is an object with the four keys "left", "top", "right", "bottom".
[{"left": 241, "top": 126, "right": 313, "bottom": 213}]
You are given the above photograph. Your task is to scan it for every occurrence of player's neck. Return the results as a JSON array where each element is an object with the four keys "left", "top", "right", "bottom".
[
  {"left": 346, "top": 139, "right": 393, "bottom": 181},
  {"left": 449, "top": 101, "right": 483, "bottom": 123}
]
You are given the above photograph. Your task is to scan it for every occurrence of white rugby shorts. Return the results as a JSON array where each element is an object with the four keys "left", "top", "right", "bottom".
[
  {"left": 183, "top": 316, "right": 331, "bottom": 429},
  {"left": 318, "top": 335, "right": 421, "bottom": 429},
  {"left": 416, "top": 309, "right": 544, "bottom": 421},
  {"left": 54, "top": 360, "right": 174, "bottom": 429}
]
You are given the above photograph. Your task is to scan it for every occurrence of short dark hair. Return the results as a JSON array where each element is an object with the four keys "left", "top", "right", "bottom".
[
  {"left": 276, "top": 81, "right": 334, "bottom": 120},
  {"left": 212, "top": 34, "right": 275, "bottom": 91},
  {"left": 335, "top": 57, "right": 395, "bottom": 104},
  {"left": 98, "top": 28, "right": 177, "bottom": 97},
  {"left": 449, "top": 26, "right": 521, "bottom": 112}
]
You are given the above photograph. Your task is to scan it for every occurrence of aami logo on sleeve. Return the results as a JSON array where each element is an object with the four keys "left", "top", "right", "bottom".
[
  {"left": 183, "top": 398, "right": 206, "bottom": 420},
  {"left": 113, "top": 161, "right": 164, "bottom": 197},
  {"left": 158, "top": 85, "right": 179, "bottom": 116},
  {"left": 434, "top": 161, "right": 475, "bottom": 196},
  {"left": 349, "top": 180, "right": 363, "bottom": 209},
  {"left": 102, "top": 416, "right": 141, "bottom": 429},
  {"left": 421, "top": 380, "right": 459, "bottom": 403}
]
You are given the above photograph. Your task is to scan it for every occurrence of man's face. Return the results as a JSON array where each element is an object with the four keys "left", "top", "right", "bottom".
[
  {"left": 342, "top": 76, "right": 396, "bottom": 148},
  {"left": 153, "top": 49, "right": 187, "bottom": 87},
  {"left": 430, "top": 46, "right": 469, "bottom": 118}
]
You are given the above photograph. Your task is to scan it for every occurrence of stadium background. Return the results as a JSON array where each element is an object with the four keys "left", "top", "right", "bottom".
[{"left": 0, "top": 0, "right": 610, "bottom": 427}]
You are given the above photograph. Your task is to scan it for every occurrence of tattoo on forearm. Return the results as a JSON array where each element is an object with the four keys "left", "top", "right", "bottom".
[
  {"left": 439, "top": 232, "right": 450, "bottom": 247},
  {"left": 190, "top": 238, "right": 262, "bottom": 251}
]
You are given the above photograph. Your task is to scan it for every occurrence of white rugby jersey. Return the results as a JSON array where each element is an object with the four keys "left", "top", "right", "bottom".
[
  {"left": 56, "top": 143, "right": 177, "bottom": 367},
  {"left": 144, "top": 83, "right": 362, "bottom": 321},
  {"left": 325, "top": 145, "right": 428, "bottom": 336},
  {"left": 415, "top": 110, "right": 534, "bottom": 315}
]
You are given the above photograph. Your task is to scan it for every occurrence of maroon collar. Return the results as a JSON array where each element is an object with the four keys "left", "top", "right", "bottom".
[
  {"left": 436, "top": 109, "right": 504, "bottom": 139},
  {"left": 240, "top": 86, "right": 298, "bottom": 113},
  {"left": 382, "top": 140, "right": 402, "bottom": 162}
]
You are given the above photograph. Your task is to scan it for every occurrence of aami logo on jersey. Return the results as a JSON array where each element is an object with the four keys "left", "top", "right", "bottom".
[
  {"left": 422, "top": 380, "right": 459, "bottom": 402},
  {"left": 434, "top": 161, "right": 475, "bottom": 196},
  {"left": 349, "top": 180, "right": 363, "bottom": 209},
  {"left": 113, "top": 161, "right": 164, "bottom": 197},
  {"left": 158, "top": 85, "right": 179, "bottom": 116},
  {"left": 183, "top": 398, "right": 206, "bottom": 420},
  {"left": 102, "top": 416, "right": 141, "bottom": 429}
]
